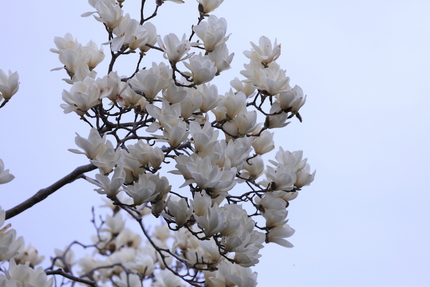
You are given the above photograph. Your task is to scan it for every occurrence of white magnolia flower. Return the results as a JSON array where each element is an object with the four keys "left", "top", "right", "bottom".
[
  {"left": 51, "top": 35, "right": 104, "bottom": 76},
  {"left": 252, "top": 130, "right": 275, "bottom": 155},
  {"left": 154, "top": 224, "right": 171, "bottom": 242},
  {"left": 271, "top": 148, "right": 306, "bottom": 172},
  {"left": 0, "top": 159, "right": 14, "bottom": 184},
  {"left": 149, "top": 173, "right": 171, "bottom": 203},
  {"left": 220, "top": 90, "right": 247, "bottom": 120},
  {"left": 200, "top": 239, "right": 223, "bottom": 267},
  {"left": 244, "top": 36, "right": 281, "bottom": 64},
  {"left": 222, "top": 109, "right": 258, "bottom": 138},
  {"left": 198, "top": 0, "right": 224, "bottom": 14},
  {"left": 240, "top": 155, "right": 265, "bottom": 180},
  {"left": 96, "top": 71, "right": 123, "bottom": 101},
  {"left": 124, "top": 253, "right": 155, "bottom": 276},
  {"left": 184, "top": 54, "right": 217, "bottom": 85},
  {"left": 233, "top": 245, "right": 261, "bottom": 267},
  {"left": 153, "top": 269, "right": 185, "bottom": 287},
  {"left": 77, "top": 254, "right": 99, "bottom": 275},
  {"left": 265, "top": 164, "right": 296, "bottom": 192},
  {"left": 0, "top": 69, "right": 19, "bottom": 103},
  {"left": 230, "top": 77, "right": 256, "bottom": 98},
  {"left": 105, "top": 212, "right": 125, "bottom": 235},
  {"left": 185, "top": 156, "right": 236, "bottom": 195},
  {"left": 0, "top": 207, "right": 23, "bottom": 261},
  {"left": 266, "top": 224, "right": 295, "bottom": 247},
  {"left": 162, "top": 81, "right": 188, "bottom": 104},
  {"left": 190, "top": 121, "right": 219, "bottom": 154},
  {"left": 157, "top": 33, "right": 191, "bottom": 63},
  {"left": 53, "top": 246, "right": 75, "bottom": 269},
  {"left": 255, "top": 192, "right": 288, "bottom": 228},
  {"left": 265, "top": 113, "right": 290, "bottom": 129},
  {"left": 208, "top": 43, "right": 234, "bottom": 75},
  {"left": 83, "top": 0, "right": 123, "bottom": 29},
  {"left": 0, "top": 260, "right": 53, "bottom": 287},
  {"left": 206, "top": 260, "right": 258, "bottom": 287},
  {"left": 198, "top": 83, "right": 220, "bottom": 112},
  {"left": 114, "top": 271, "right": 141, "bottom": 287},
  {"left": 140, "top": 22, "right": 158, "bottom": 52},
  {"left": 146, "top": 100, "right": 182, "bottom": 132},
  {"left": 234, "top": 109, "right": 258, "bottom": 136},
  {"left": 149, "top": 147, "right": 165, "bottom": 170},
  {"left": 90, "top": 140, "right": 122, "bottom": 174},
  {"left": 123, "top": 172, "right": 159, "bottom": 205},
  {"left": 116, "top": 228, "right": 142, "bottom": 249},
  {"left": 217, "top": 137, "right": 253, "bottom": 170},
  {"left": 230, "top": 229, "right": 264, "bottom": 267},
  {"left": 68, "top": 128, "right": 106, "bottom": 160},
  {"left": 83, "top": 40, "right": 105, "bottom": 69},
  {"left": 87, "top": 166, "right": 125, "bottom": 197},
  {"left": 130, "top": 62, "right": 171, "bottom": 100},
  {"left": 118, "top": 85, "right": 148, "bottom": 110},
  {"left": 61, "top": 76, "right": 101, "bottom": 115},
  {"left": 104, "top": 247, "right": 139, "bottom": 275},
  {"left": 273, "top": 190, "right": 299, "bottom": 202},
  {"left": 170, "top": 153, "right": 196, "bottom": 182},
  {"left": 50, "top": 33, "right": 79, "bottom": 51},
  {"left": 224, "top": 226, "right": 249, "bottom": 252},
  {"left": 180, "top": 91, "right": 202, "bottom": 119},
  {"left": 295, "top": 163, "right": 316, "bottom": 188},
  {"left": 257, "top": 62, "right": 290, "bottom": 95},
  {"left": 172, "top": 228, "right": 199, "bottom": 251},
  {"left": 187, "top": 239, "right": 222, "bottom": 269},
  {"left": 193, "top": 15, "right": 230, "bottom": 52},
  {"left": 55, "top": 47, "right": 88, "bottom": 76},
  {"left": 14, "top": 241, "right": 45, "bottom": 267},
  {"left": 241, "top": 60, "right": 290, "bottom": 96},
  {"left": 66, "top": 65, "right": 97, "bottom": 84},
  {"left": 167, "top": 197, "right": 193, "bottom": 226},
  {"left": 271, "top": 85, "right": 305, "bottom": 114},
  {"left": 195, "top": 203, "right": 227, "bottom": 237},
  {"left": 191, "top": 190, "right": 212, "bottom": 217},
  {"left": 111, "top": 14, "right": 148, "bottom": 51},
  {"left": 126, "top": 140, "right": 164, "bottom": 170},
  {"left": 220, "top": 204, "right": 250, "bottom": 237},
  {"left": 163, "top": 121, "right": 190, "bottom": 148}
]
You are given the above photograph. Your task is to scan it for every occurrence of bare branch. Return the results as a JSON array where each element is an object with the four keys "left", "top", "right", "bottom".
[
  {"left": 5, "top": 163, "right": 97, "bottom": 220},
  {"left": 46, "top": 269, "right": 97, "bottom": 287}
]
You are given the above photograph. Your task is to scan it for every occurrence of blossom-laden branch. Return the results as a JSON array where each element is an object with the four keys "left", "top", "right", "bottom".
[{"left": 0, "top": 0, "right": 316, "bottom": 286}]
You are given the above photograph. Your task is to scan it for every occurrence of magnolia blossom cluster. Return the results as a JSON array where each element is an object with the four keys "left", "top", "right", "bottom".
[
  {"left": 50, "top": 33, "right": 105, "bottom": 80},
  {"left": 0, "top": 206, "right": 51, "bottom": 287},
  {"left": 1, "top": 0, "right": 315, "bottom": 286}
]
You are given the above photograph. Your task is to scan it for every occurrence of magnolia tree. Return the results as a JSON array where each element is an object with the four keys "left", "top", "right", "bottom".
[{"left": 0, "top": 0, "right": 315, "bottom": 286}]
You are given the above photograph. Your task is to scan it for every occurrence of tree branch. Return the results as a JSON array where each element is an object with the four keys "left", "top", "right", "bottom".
[
  {"left": 5, "top": 163, "right": 97, "bottom": 220},
  {"left": 46, "top": 268, "right": 97, "bottom": 287}
]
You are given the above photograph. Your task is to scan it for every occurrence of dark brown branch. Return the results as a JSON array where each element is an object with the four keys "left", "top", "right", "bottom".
[
  {"left": 5, "top": 163, "right": 97, "bottom": 220},
  {"left": 46, "top": 269, "right": 97, "bottom": 287},
  {"left": 139, "top": 0, "right": 146, "bottom": 25}
]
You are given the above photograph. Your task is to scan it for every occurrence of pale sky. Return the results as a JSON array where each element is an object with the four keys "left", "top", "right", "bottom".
[{"left": 1, "top": 1, "right": 430, "bottom": 286}]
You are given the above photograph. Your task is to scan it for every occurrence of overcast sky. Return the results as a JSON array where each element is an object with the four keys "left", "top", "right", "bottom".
[{"left": 1, "top": 1, "right": 430, "bottom": 287}]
